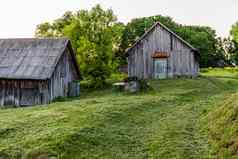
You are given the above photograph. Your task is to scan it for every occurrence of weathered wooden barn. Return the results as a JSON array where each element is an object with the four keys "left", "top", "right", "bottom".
[
  {"left": 0, "top": 38, "right": 81, "bottom": 106},
  {"left": 126, "top": 22, "right": 200, "bottom": 79}
]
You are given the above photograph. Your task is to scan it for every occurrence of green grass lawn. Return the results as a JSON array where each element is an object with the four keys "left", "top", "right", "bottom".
[{"left": 1, "top": 69, "right": 238, "bottom": 158}]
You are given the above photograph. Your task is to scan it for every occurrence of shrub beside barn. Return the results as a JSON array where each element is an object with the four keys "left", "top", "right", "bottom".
[{"left": 0, "top": 38, "right": 81, "bottom": 106}]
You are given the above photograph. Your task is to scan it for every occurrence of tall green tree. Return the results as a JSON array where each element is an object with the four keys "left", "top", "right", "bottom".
[
  {"left": 176, "top": 25, "right": 224, "bottom": 67},
  {"left": 231, "top": 22, "right": 238, "bottom": 44},
  {"left": 36, "top": 5, "right": 122, "bottom": 87},
  {"left": 228, "top": 23, "right": 238, "bottom": 65},
  {"left": 35, "top": 11, "right": 74, "bottom": 37}
]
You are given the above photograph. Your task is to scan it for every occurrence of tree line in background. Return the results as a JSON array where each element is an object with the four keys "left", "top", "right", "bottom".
[{"left": 35, "top": 4, "right": 238, "bottom": 87}]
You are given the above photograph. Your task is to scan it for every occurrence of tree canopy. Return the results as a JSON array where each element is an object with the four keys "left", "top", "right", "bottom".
[
  {"left": 226, "top": 23, "right": 238, "bottom": 65},
  {"left": 35, "top": 4, "right": 234, "bottom": 85},
  {"left": 36, "top": 5, "right": 124, "bottom": 87}
]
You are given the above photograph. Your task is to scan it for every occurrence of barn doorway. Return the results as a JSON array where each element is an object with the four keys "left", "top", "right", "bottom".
[
  {"left": 20, "top": 88, "right": 38, "bottom": 106},
  {"left": 154, "top": 59, "right": 168, "bottom": 79},
  {"left": 152, "top": 51, "right": 169, "bottom": 79}
]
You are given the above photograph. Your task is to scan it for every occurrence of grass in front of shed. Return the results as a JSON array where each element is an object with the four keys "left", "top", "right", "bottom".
[{"left": 0, "top": 70, "right": 238, "bottom": 158}]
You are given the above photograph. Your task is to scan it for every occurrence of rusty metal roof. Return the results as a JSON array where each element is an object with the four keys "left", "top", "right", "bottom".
[
  {"left": 152, "top": 51, "right": 169, "bottom": 58},
  {"left": 0, "top": 38, "right": 80, "bottom": 80}
]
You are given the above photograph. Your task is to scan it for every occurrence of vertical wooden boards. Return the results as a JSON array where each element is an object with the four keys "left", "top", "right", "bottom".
[
  {"left": 49, "top": 48, "right": 80, "bottom": 100},
  {"left": 0, "top": 47, "right": 80, "bottom": 107},
  {"left": 0, "top": 80, "right": 50, "bottom": 107},
  {"left": 127, "top": 23, "right": 199, "bottom": 79}
]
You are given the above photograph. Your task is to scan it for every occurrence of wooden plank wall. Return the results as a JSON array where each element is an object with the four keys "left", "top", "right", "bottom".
[
  {"left": 49, "top": 48, "right": 79, "bottom": 100},
  {"left": 0, "top": 80, "right": 49, "bottom": 107},
  {"left": 0, "top": 48, "right": 80, "bottom": 107},
  {"left": 128, "top": 24, "right": 199, "bottom": 79},
  {"left": 0, "top": 47, "right": 80, "bottom": 107}
]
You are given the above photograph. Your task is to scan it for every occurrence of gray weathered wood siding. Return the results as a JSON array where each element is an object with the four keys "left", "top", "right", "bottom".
[
  {"left": 127, "top": 24, "right": 199, "bottom": 79},
  {"left": 0, "top": 48, "right": 79, "bottom": 107},
  {"left": 49, "top": 48, "right": 79, "bottom": 100},
  {"left": 0, "top": 46, "right": 80, "bottom": 107},
  {"left": 0, "top": 80, "right": 49, "bottom": 106},
  {"left": 0, "top": 38, "right": 81, "bottom": 107}
]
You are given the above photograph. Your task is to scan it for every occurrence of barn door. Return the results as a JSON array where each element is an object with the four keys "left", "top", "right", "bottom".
[
  {"left": 154, "top": 59, "right": 167, "bottom": 79},
  {"left": 20, "top": 88, "right": 39, "bottom": 106}
]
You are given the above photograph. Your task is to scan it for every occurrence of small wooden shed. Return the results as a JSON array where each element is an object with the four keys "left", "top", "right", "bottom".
[
  {"left": 0, "top": 38, "right": 81, "bottom": 106},
  {"left": 126, "top": 21, "right": 200, "bottom": 79}
]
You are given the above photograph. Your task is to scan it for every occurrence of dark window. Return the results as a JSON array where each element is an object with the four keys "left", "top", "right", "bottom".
[{"left": 20, "top": 88, "right": 38, "bottom": 106}]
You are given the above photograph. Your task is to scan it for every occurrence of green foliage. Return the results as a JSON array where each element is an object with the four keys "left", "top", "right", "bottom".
[
  {"left": 1, "top": 69, "right": 238, "bottom": 158},
  {"left": 36, "top": 5, "right": 123, "bottom": 87},
  {"left": 177, "top": 26, "right": 226, "bottom": 67},
  {"left": 227, "top": 24, "right": 238, "bottom": 65},
  {"left": 36, "top": 7, "right": 232, "bottom": 80},
  {"left": 231, "top": 23, "right": 238, "bottom": 44},
  {"left": 63, "top": 5, "right": 117, "bottom": 87},
  {"left": 35, "top": 11, "right": 74, "bottom": 37},
  {"left": 201, "top": 67, "right": 238, "bottom": 78}
]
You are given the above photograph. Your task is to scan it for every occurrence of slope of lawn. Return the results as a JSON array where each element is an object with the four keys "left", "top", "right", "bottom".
[
  {"left": 1, "top": 69, "right": 238, "bottom": 158},
  {"left": 201, "top": 68, "right": 238, "bottom": 159},
  {"left": 204, "top": 92, "right": 238, "bottom": 159}
]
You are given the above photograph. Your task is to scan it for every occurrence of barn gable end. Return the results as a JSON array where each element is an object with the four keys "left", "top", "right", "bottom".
[{"left": 127, "top": 21, "right": 200, "bottom": 79}]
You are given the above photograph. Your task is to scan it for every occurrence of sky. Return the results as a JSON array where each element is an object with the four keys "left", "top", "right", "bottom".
[{"left": 0, "top": 0, "right": 237, "bottom": 38}]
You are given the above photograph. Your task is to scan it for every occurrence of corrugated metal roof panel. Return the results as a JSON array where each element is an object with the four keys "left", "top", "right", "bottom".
[{"left": 0, "top": 38, "right": 71, "bottom": 80}]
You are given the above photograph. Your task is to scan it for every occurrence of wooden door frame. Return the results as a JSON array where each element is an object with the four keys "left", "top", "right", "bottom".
[{"left": 153, "top": 58, "right": 168, "bottom": 79}]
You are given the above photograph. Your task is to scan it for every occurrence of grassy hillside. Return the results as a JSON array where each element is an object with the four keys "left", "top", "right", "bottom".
[
  {"left": 200, "top": 68, "right": 238, "bottom": 159},
  {"left": 204, "top": 93, "right": 238, "bottom": 159},
  {"left": 1, "top": 69, "right": 238, "bottom": 158}
]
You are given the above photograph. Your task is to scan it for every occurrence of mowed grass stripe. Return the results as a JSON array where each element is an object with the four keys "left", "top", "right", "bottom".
[{"left": 1, "top": 71, "right": 238, "bottom": 158}]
